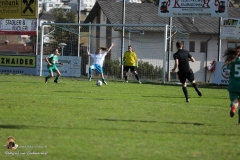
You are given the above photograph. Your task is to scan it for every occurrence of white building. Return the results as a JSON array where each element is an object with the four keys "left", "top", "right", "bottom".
[
  {"left": 84, "top": 1, "right": 240, "bottom": 83},
  {"left": 116, "top": 0, "right": 142, "bottom": 3},
  {"left": 38, "top": 0, "right": 71, "bottom": 13},
  {"left": 69, "top": 0, "right": 96, "bottom": 12}
]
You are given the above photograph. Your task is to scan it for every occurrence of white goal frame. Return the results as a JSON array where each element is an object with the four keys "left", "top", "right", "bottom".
[{"left": 40, "top": 23, "right": 169, "bottom": 83}]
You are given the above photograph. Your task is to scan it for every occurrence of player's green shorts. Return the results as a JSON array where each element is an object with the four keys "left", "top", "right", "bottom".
[
  {"left": 47, "top": 65, "right": 58, "bottom": 73},
  {"left": 228, "top": 91, "right": 240, "bottom": 101}
]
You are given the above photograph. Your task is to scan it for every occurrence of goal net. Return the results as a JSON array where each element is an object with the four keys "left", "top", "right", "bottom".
[{"left": 39, "top": 23, "right": 170, "bottom": 83}]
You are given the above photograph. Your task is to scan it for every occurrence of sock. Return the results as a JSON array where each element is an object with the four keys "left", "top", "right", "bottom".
[
  {"left": 124, "top": 75, "right": 127, "bottom": 81},
  {"left": 55, "top": 76, "right": 59, "bottom": 81},
  {"left": 135, "top": 74, "right": 139, "bottom": 81},
  {"left": 182, "top": 87, "right": 188, "bottom": 99},
  {"left": 89, "top": 68, "right": 92, "bottom": 77},
  {"left": 230, "top": 102, "right": 238, "bottom": 108},
  {"left": 192, "top": 83, "right": 199, "bottom": 92},
  {"left": 102, "top": 78, "right": 105, "bottom": 82},
  {"left": 46, "top": 75, "right": 50, "bottom": 80}
]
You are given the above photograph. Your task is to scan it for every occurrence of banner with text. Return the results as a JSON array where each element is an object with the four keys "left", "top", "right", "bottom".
[
  {"left": 37, "top": 55, "right": 81, "bottom": 77},
  {"left": 220, "top": 18, "right": 240, "bottom": 40},
  {"left": 158, "top": 0, "right": 228, "bottom": 17},
  {"left": 0, "top": 0, "right": 37, "bottom": 18},
  {"left": 0, "top": 19, "right": 37, "bottom": 35},
  {"left": 0, "top": 55, "right": 81, "bottom": 77},
  {"left": 0, "top": 54, "right": 37, "bottom": 74}
]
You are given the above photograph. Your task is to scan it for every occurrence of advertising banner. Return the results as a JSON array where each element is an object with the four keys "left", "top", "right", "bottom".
[
  {"left": 158, "top": 0, "right": 228, "bottom": 17},
  {"left": 0, "top": 54, "right": 37, "bottom": 74},
  {"left": 220, "top": 18, "right": 240, "bottom": 40},
  {"left": 0, "top": 55, "right": 81, "bottom": 77},
  {"left": 36, "top": 55, "right": 81, "bottom": 77},
  {"left": 0, "top": 19, "right": 37, "bottom": 35},
  {"left": 0, "top": 0, "right": 37, "bottom": 18},
  {"left": 211, "top": 62, "right": 229, "bottom": 85}
]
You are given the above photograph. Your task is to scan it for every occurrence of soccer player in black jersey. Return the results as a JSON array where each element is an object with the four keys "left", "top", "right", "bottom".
[{"left": 172, "top": 41, "right": 202, "bottom": 102}]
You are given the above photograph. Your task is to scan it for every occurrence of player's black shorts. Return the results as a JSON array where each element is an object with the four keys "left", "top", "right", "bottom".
[
  {"left": 124, "top": 66, "right": 137, "bottom": 72},
  {"left": 177, "top": 69, "right": 195, "bottom": 83}
]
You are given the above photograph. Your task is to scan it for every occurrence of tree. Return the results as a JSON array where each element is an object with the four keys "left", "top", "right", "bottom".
[
  {"left": 52, "top": 8, "right": 77, "bottom": 23},
  {"left": 142, "top": 0, "right": 159, "bottom": 6}
]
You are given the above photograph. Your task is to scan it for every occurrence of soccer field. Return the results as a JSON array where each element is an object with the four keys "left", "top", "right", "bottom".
[{"left": 0, "top": 74, "right": 239, "bottom": 160}]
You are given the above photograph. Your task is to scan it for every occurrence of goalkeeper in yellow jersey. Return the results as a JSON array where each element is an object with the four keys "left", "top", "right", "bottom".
[{"left": 123, "top": 45, "right": 141, "bottom": 83}]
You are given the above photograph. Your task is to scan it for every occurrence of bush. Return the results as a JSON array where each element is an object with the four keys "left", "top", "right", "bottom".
[{"left": 103, "top": 59, "right": 163, "bottom": 80}]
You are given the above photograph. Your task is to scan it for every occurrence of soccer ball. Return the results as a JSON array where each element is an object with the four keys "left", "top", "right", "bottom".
[{"left": 96, "top": 80, "right": 102, "bottom": 86}]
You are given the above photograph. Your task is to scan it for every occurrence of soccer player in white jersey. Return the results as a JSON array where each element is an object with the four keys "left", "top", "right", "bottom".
[{"left": 87, "top": 43, "right": 114, "bottom": 85}]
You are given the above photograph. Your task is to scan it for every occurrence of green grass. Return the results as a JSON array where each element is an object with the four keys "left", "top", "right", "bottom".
[{"left": 0, "top": 74, "right": 239, "bottom": 160}]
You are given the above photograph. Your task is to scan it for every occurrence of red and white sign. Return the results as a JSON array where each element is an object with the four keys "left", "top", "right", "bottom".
[
  {"left": 158, "top": 0, "right": 228, "bottom": 17},
  {"left": 0, "top": 19, "right": 37, "bottom": 35}
]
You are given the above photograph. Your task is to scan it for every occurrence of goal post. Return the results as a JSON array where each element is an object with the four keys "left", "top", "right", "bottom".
[{"left": 39, "top": 23, "right": 169, "bottom": 83}]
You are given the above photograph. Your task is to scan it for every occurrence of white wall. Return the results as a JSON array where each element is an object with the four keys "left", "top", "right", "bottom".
[{"left": 69, "top": 0, "right": 96, "bottom": 11}]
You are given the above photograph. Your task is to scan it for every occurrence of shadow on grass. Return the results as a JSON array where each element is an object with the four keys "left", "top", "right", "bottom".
[
  {"left": 0, "top": 80, "right": 14, "bottom": 82},
  {"left": 97, "top": 118, "right": 204, "bottom": 126},
  {"left": 97, "top": 118, "right": 157, "bottom": 123},
  {"left": 142, "top": 95, "right": 184, "bottom": 98},
  {"left": 165, "top": 122, "right": 204, "bottom": 126},
  {"left": 0, "top": 125, "right": 29, "bottom": 129},
  {"left": 1, "top": 123, "right": 239, "bottom": 136}
]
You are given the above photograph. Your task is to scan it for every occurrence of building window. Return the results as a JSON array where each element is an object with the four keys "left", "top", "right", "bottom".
[
  {"left": 189, "top": 41, "right": 195, "bottom": 52},
  {"left": 227, "top": 42, "right": 240, "bottom": 49},
  {"left": 200, "top": 42, "right": 207, "bottom": 53},
  {"left": 49, "top": 4, "right": 53, "bottom": 7}
]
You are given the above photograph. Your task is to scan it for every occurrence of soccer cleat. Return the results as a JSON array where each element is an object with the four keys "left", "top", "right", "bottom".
[
  {"left": 197, "top": 89, "right": 202, "bottom": 96},
  {"left": 45, "top": 77, "right": 48, "bottom": 83},
  {"left": 186, "top": 99, "right": 190, "bottom": 102},
  {"left": 54, "top": 80, "right": 59, "bottom": 84},
  {"left": 230, "top": 105, "right": 237, "bottom": 117},
  {"left": 103, "top": 81, "right": 107, "bottom": 85},
  {"left": 88, "top": 77, "right": 91, "bottom": 81},
  {"left": 138, "top": 81, "right": 142, "bottom": 84}
]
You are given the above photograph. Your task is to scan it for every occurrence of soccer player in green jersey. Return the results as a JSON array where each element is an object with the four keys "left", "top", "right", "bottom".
[
  {"left": 223, "top": 46, "right": 240, "bottom": 124},
  {"left": 45, "top": 48, "right": 64, "bottom": 83},
  {"left": 123, "top": 45, "right": 141, "bottom": 83}
]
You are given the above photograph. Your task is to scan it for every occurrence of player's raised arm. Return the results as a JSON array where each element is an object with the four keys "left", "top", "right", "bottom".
[
  {"left": 86, "top": 47, "right": 90, "bottom": 56},
  {"left": 106, "top": 43, "right": 114, "bottom": 54}
]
